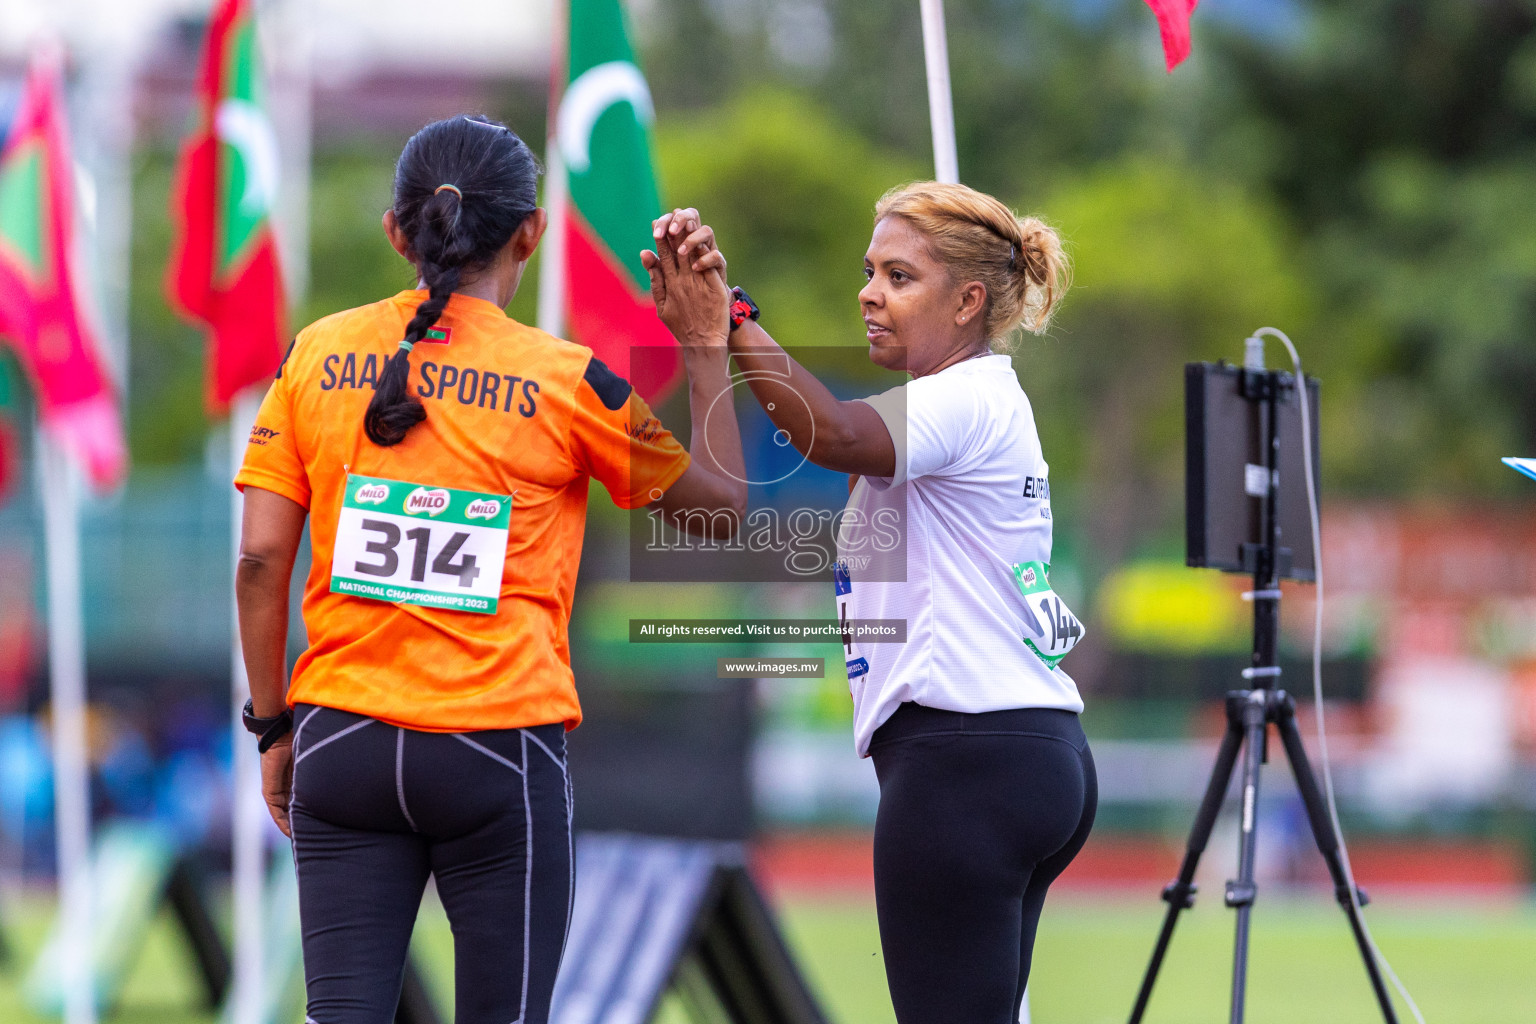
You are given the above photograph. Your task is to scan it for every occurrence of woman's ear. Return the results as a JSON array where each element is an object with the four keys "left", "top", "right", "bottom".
[
  {"left": 382, "top": 209, "right": 413, "bottom": 261},
  {"left": 957, "top": 281, "right": 988, "bottom": 325},
  {"left": 510, "top": 209, "right": 549, "bottom": 262}
]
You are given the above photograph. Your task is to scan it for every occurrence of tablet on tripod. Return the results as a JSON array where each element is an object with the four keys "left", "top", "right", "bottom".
[
  {"left": 1185, "top": 360, "right": 1320, "bottom": 581},
  {"left": 1129, "top": 351, "right": 1398, "bottom": 1024}
]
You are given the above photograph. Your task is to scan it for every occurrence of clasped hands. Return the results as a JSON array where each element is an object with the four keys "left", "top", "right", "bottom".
[{"left": 640, "top": 207, "right": 732, "bottom": 349}]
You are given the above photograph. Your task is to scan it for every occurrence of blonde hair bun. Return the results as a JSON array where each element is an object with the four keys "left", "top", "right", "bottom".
[{"left": 874, "top": 181, "right": 1069, "bottom": 350}]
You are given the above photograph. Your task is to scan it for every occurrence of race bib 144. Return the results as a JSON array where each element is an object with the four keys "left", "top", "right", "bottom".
[
  {"left": 330, "top": 474, "right": 512, "bottom": 615},
  {"left": 1011, "top": 560, "right": 1084, "bottom": 670}
]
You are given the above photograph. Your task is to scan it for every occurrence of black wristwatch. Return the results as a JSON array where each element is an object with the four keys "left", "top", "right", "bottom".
[
  {"left": 729, "top": 286, "right": 760, "bottom": 331},
  {"left": 242, "top": 698, "right": 294, "bottom": 753}
]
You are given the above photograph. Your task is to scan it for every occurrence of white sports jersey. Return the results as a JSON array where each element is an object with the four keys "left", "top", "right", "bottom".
[{"left": 834, "top": 352, "right": 1085, "bottom": 757}]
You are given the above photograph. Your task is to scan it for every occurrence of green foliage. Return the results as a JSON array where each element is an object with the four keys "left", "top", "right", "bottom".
[
  {"left": 296, "top": 151, "right": 409, "bottom": 333},
  {"left": 119, "top": 0, "right": 1536, "bottom": 505},
  {"left": 641, "top": 0, "right": 1536, "bottom": 506},
  {"left": 1041, "top": 156, "right": 1309, "bottom": 361},
  {"left": 128, "top": 151, "right": 207, "bottom": 467},
  {"left": 654, "top": 89, "right": 922, "bottom": 352},
  {"left": 1209, "top": 0, "right": 1536, "bottom": 494},
  {"left": 1310, "top": 154, "right": 1536, "bottom": 491}
]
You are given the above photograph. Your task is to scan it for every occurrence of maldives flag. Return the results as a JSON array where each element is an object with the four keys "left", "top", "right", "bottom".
[
  {"left": 1145, "top": 0, "right": 1198, "bottom": 72},
  {"left": 0, "top": 51, "right": 126, "bottom": 490},
  {"left": 167, "top": 0, "right": 287, "bottom": 413},
  {"left": 554, "top": 0, "right": 682, "bottom": 402}
]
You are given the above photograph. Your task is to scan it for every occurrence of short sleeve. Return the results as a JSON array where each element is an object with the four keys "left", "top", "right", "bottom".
[
  {"left": 570, "top": 356, "right": 691, "bottom": 509},
  {"left": 858, "top": 373, "right": 978, "bottom": 490},
  {"left": 234, "top": 372, "right": 311, "bottom": 509}
]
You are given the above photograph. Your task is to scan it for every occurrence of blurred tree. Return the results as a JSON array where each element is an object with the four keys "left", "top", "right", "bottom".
[
  {"left": 643, "top": 0, "right": 1536, "bottom": 497},
  {"left": 654, "top": 88, "right": 921, "bottom": 353},
  {"left": 123, "top": 0, "right": 1536, "bottom": 501},
  {"left": 642, "top": 0, "right": 1175, "bottom": 199},
  {"left": 1211, "top": 0, "right": 1536, "bottom": 492},
  {"left": 129, "top": 151, "right": 206, "bottom": 467}
]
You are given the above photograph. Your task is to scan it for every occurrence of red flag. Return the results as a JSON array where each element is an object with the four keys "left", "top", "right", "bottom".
[
  {"left": 1145, "top": 0, "right": 1198, "bottom": 72},
  {"left": 167, "top": 0, "right": 288, "bottom": 413},
  {"left": 0, "top": 50, "right": 127, "bottom": 490}
]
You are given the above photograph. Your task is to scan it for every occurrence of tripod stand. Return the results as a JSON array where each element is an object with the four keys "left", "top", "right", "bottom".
[{"left": 1127, "top": 363, "right": 1398, "bottom": 1024}]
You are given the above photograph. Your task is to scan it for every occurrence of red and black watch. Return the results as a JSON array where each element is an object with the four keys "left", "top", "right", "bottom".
[{"left": 728, "top": 286, "right": 760, "bottom": 331}]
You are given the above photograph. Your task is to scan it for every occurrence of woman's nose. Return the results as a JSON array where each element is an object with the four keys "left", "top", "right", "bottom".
[{"left": 858, "top": 280, "right": 879, "bottom": 308}]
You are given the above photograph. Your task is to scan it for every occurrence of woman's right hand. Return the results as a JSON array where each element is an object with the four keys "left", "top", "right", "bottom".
[{"left": 640, "top": 207, "right": 731, "bottom": 348}]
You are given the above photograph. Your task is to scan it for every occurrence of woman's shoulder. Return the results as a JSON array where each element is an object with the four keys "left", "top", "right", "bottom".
[
  {"left": 499, "top": 317, "right": 589, "bottom": 357},
  {"left": 276, "top": 299, "right": 405, "bottom": 380},
  {"left": 495, "top": 319, "right": 609, "bottom": 387}
]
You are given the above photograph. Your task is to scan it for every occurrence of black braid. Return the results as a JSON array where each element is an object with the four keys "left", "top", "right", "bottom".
[{"left": 363, "top": 115, "right": 540, "bottom": 447}]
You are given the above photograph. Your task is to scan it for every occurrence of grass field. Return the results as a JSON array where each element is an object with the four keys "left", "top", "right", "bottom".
[{"left": 1, "top": 887, "right": 1533, "bottom": 1022}]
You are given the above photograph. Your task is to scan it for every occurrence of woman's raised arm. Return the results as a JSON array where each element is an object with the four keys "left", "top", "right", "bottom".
[
  {"left": 650, "top": 209, "right": 897, "bottom": 480},
  {"left": 639, "top": 211, "right": 748, "bottom": 533}
]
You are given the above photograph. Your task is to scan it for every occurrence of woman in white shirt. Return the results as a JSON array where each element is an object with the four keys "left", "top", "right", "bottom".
[{"left": 650, "top": 182, "right": 1095, "bottom": 1024}]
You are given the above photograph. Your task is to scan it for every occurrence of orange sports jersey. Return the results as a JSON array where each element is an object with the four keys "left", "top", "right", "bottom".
[{"left": 235, "top": 289, "right": 690, "bottom": 732}]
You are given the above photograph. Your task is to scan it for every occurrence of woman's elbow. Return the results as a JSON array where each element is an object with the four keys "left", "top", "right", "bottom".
[
  {"left": 702, "top": 469, "right": 748, "bottom": 525},
  {"left": 704, "top": 476, "right": 747, "bottom": 536},
  {"left": 236, "top": 548, "right": 290, "bottom": 593},
  {"left": 723, "top": 480, "right": 748, "bottom": 523}
]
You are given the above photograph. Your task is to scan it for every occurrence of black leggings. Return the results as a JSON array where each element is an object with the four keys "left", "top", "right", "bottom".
[
  {"left": 288, "top": 704, "right": 573, "bottom": 1024},
  {"left": 869, "top": 703, "right": 1097, "bottom": 1024}
]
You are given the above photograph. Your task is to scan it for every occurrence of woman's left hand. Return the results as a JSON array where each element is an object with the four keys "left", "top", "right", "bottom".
[
  {"left": 261, "top": 736, "right": 294, "bottom": 838},
  {"left": 641, "top": 207, "right": 731, "bottom": 347}
]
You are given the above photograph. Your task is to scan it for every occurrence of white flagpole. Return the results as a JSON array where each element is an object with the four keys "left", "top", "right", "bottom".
[
  {"left": 918, "top": 0, "right": 960, "bottom": 184},
  {"left": 538, "top": 0, "right": 568, "bottom": 339},
  {"left": 228, "top": 391, "right": 266, "bottom": 1024},
  {"left": 537, "top": 145, "right": 568, "bottom": 339},
  {"left": 38, "top": 428, "right": 96, "bottom": 1024}
]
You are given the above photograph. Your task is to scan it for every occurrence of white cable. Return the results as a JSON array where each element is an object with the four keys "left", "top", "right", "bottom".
[{"left": 1252, "top": 327, "right": 1425, "bottom": 1024}]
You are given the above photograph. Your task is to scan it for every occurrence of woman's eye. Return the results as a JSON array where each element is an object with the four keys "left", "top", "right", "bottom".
[
  {"left": 863, "top": 266, "right": 874, "bottom": 280},
  {"left": 890, "top": 270, "right": 907, "bottom": 283}
]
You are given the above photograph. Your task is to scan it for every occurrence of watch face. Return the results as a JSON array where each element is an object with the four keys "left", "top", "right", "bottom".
[
  {"left": 243, "top": 700, "right": 279, "bottom": 732},
  {"left": 729, "top": 288, "right": 758, "bottom": 327}
]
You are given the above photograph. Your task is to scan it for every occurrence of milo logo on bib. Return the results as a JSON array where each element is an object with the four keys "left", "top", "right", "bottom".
[
  {"left": 465, "top": 498, "right": 502, "bottom": 521},
  {"left": 354, "top": 482, "right": 389, "bottom": 505},
  {"left": 404, "top": 487, "right": 450, "bottom": 516}
]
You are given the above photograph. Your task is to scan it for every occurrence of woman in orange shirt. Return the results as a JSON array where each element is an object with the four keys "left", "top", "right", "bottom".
[{"left": 234, "top": 115, "right": 743, "bottom": 1024}]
